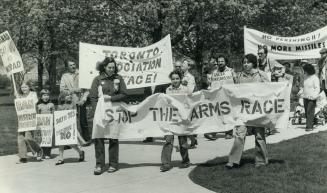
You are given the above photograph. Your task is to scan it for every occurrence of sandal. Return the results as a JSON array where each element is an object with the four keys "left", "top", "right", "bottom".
[{"left": 55, "top": 160, "right": 65, "bottom": 165}]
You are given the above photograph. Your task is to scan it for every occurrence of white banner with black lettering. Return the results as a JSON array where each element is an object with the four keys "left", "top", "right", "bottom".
[
  {"left": 92, "top": 82, "right": 291, "bottom": 139},
  {"left": 79, "top": 35, "right": 173, "bottom": 89},
  {"left": 0, "top": 31, "right": 24, "bottom": 74},
  {"left": 244, "top": 26, "right": 327, "bottom": 59},
  {"left": 14, "top": 98, "right": 37, "bottom": 132},
  {"left": 35, "top": 114, "right": 53, "bottom": 147},
  {"left": 54, "top": 110, "right": 78, "bottom": 146}
]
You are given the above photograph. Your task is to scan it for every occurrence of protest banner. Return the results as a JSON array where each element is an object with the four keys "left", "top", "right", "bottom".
[
  {"left": 54, "top": 110, "right": 78, "bottom": 146},
  {"left": 244, "top": 26, "right": 327, "bottom": 59},
  {"left": 35, "top": 114, "right": 53, "bottom": 147},
  {"left": 92, "top": 82, "right": 291, "bottom": 140},
  {"left": 79, "top": 35, "right": 173, "bottom": 89},
  {"left": 0, "top": 31, "right": 24, "bottom": 74},
  {"left": 14, "top": 98, "right": 37, "bottom": 132}
]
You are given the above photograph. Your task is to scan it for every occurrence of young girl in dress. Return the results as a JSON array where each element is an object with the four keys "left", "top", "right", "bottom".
[
  {"left": 36, "top": 89, "right": 55, "bottom": 159},
  {"left": 55, "top": 92, "right": 85, "bottom": 165}
]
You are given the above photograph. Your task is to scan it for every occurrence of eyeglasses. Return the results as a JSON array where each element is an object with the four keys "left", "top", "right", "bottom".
[
  {"left": 175, "top": 66, "right": 181, "bottom": 68},
  {"left": 258, "top": 53, "right": 264, "bottom": 55}
]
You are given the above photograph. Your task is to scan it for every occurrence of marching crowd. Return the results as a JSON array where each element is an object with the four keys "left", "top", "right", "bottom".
[{"left": 15, "top": 46, "right": 327, "bottom": 175}]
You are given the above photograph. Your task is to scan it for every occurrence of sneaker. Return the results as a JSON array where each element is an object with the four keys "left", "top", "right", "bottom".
[
  {"left": 44, "top": 156, "right": 50, "bottom": 160},
  {"left": 180, "top": 162, "right": 190, "bottom": 168},
  {"left": 55, "top": 160, "right": 65, "bottom": 165},
  {"left": 204, "top": 133, "right": 217, "bottom": 141},
  {"left": 16, "top": 158, "right": 27, "bottom": 164},
  {"left": 108, "top": 166, "right": 118, "bottom": 173},
  {"left": 305, "top": 128, "right": 313, "bottom": 132},
  {"left": 160, "top": 164, "right": 172, "bottom": 172},
  {"left": 94, "top": 166, "right": 103, "bottom": 175},
  {"left": 225, "top": 162, "right": 240, "bottom": 169}
]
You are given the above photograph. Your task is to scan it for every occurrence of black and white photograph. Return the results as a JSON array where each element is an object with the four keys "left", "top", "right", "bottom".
[{"left": 0, "top": 0, "right": 327, "bottom": 192}]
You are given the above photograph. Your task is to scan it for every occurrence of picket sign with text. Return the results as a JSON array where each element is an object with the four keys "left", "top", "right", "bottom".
[
  {"left": 54, "top": 110, "right": 78, "bottom": 146},
  {"left": 35, "top": 114, "right": 53, "bottom": 147},
  {"left": 92, "top": 82, "right": 291, "bottom": 140},
  {"left": 79, "top": 35, "right": 173, "bottom": 89},
  {"left": 14, "top": 98, "right": 37, "bottom": 132},
  {"left": 244, "top": 26, "right": 327, "bottom": 59},
  {"left": 0, "top": 31, "right": 24, "bottom": 74}
]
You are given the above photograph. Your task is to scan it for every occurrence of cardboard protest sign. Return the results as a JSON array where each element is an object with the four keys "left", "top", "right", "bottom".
[
  {"left": 0, "top": 31, "right": 24, "bottom": 74},
  {"left": 92, "top": 82, "right": 291, "bottom": 139},
  {"left": 14, "top": 98, "right": 37, "bottom": 132},
  {"left": 208, "top": 68, "right": 234, "bottom": 89},
  {"left": 79, "top": 35, "right": 173, "bottom": 89},
  {"left": 54, "top": 110, "right": 78, "bottom": 146},
  {"left": 35, "top": 114, "right": 53, "bottom": 147},
  {"left": 244, "top": 26, "right": 327, "bottom": 59}
]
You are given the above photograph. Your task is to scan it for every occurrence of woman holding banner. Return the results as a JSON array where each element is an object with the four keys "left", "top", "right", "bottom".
[
  {"left": 226, "top": 53, "right": 270, "bottom": 169},
  {"left": 17, "top": 82, "right": 43, "bottom": 163},
  {"left": 89, "top": 57, "right": 127, "bottom": 175}
]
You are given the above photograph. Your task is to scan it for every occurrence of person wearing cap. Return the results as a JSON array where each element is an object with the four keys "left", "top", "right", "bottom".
[
  {"left": 36, "top": 89, "right": 55, "bottom": 159},
  {"left": 318, "top": 48, "right": 327, "bottom": 95},
  {"left": 60, "top": 60, "right": 91, "bottom": 144},
  {"left": 267, "top": 62, "right": 293, "bottom": 135},
  {"left": 272, "top": 62, "right": 293, "bottom": 83}
]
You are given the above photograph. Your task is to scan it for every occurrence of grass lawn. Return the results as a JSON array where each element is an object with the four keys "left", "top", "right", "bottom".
[
  {"left": 189, "top": 131, "right": 327, "bottom": 193},
  {"left": 0, "top": 89, "right": 18, "bottom": 156}
]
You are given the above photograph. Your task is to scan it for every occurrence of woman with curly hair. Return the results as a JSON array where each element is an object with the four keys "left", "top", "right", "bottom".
[{"left": 89, "top": 57, "right": 127, "bottom": 175}]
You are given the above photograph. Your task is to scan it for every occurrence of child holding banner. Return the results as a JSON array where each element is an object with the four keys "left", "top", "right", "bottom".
[
  {"left": 36, "top": 89, "right": 55, "bottom": 159},
  {"left": 55, "top": 92, "right": 85, "bottom": 165},
  {"left": 16, "top": 82, "right": 43, "bottom": 163},
  {"left": 226, "top": 53, "right": 270, "bottom": 169},
  {"left": 160, "top": 70, "right": 192, "bottom": 172}
]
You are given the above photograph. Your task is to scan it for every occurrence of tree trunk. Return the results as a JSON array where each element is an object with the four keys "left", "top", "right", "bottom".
[
  {"left": 48, "top": 27, "right": 57, "bottom": 93},
  {"left": 37, "top": 40, "right": 44, "bottom": 90}
]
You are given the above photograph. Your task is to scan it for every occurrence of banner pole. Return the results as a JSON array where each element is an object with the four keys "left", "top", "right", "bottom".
[{"left": 11, "top": 73, "right": 18, "bottom": 97}]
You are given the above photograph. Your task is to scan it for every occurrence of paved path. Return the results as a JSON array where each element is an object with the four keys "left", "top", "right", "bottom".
[{"left": 0, "top": 123, "right": 326, "bottom": 193}]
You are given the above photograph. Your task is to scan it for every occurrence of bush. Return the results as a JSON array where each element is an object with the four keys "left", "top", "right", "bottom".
[{"left": 0, "top": 75, "right": 11, "bottom": 88}]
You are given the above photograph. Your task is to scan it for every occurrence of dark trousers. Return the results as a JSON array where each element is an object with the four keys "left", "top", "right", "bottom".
[
  {"left": 78, "top": 104, "right": 90, "bottom": 142},
  {"left": 42, "top": 147, "right": 51, "bottom": 157},
  {"left": 161, "top": 135, "right": 189, "bottom": 165},
  {"left": 303, "top": 98, "right": 316, "bottom": 129},
  {"left": 94, "top": 138, "right": 119, "bottom": 168}
]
